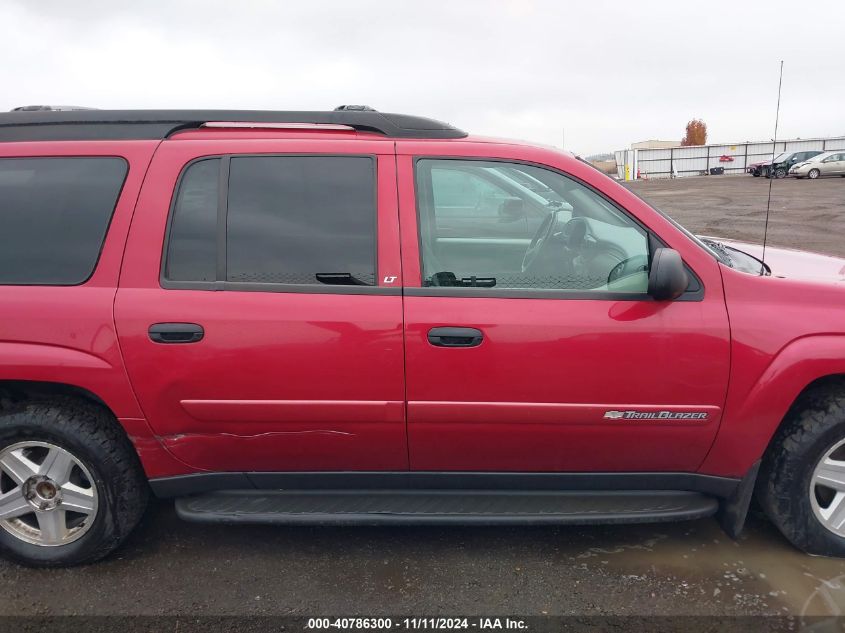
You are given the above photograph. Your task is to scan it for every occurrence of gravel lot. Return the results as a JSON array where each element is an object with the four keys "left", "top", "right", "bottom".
[
  {"left": 2, "top": 173, "right": 845, "bottom": 622},
  {"left": 627, "top": 174, "right": 845, "bottom": 258}
]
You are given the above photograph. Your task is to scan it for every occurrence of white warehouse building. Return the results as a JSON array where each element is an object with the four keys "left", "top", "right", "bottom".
[{"left": 614, "top": 135, "right": 845, "bottom": 180}]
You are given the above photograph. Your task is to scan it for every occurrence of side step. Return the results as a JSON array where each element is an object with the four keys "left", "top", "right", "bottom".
[{"left": 175, "top": 490, "right": 718, "bottom": 526}]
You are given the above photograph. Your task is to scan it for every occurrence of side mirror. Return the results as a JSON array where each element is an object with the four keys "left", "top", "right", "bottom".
[{"left": 648, "top": 248, "right": 688, "bottom": 301}]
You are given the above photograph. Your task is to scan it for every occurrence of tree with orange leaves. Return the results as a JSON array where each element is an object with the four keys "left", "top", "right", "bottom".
[{"left": 681, "top": 119, "right": 707, "bottom": 146}]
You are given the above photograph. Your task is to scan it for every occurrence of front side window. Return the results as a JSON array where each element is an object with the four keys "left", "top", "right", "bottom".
[
  {"left": 416, "top": 159, "right": 650, "bottom": 293},
  {"left": 164, "top": 155, "right": 376, "bottom": 288},
  {"left": 0, "top": 157, "right": 127, "bottom": 285}
]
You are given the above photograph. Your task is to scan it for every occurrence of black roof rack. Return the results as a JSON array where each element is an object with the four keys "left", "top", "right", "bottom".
[{"left": 0, "top": 109, "right": 467, "bottom": 142}]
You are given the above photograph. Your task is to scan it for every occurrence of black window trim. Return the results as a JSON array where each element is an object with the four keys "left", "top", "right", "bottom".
[
  {"left": 0, "top": 154, "right": 129, "bottom": 287},
  {"left": 160, "top": 153, "right": 396, "bottom": 296},
  {"left": 410, "top": 156, "right": 704, "bottom": 302}
]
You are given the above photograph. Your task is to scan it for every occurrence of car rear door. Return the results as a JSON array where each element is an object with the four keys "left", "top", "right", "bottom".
[
  {"left": 115, "top": 133, "right": 407, "bottom": 473},
  {"left": 397, "top": 141, "right": 731, "bottom": 473}
]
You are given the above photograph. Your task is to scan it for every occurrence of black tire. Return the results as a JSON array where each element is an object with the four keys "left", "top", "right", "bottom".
[
  {"left": 758, "top": 383, "right": 845, "bottom": 556},
  {"left": 774, "top": 167, "right": 787, "bottom": 179},
  {"left": 0, "top": 398, "right": 148, "bottom": 567},
  {"left": 808, "top": 169, "right": 820, "bottom": 180},
  {"left": 752, "top": 172, "right": 760, "bottom": 177}
]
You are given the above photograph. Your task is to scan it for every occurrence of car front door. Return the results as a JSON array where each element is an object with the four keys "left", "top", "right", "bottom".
[
  {"left": 397, "top": 142, "right": 731, "bottom": 473},
  {"left": 115, "top": 136, "right": 407, "bottom": 473},
  {"left": 829, "top": 153, "right": 845, "bottom": 175}
]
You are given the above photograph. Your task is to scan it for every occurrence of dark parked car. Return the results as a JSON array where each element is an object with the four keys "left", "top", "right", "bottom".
[{"left": 762, "top": 150, "right": 825, "bottom": 178}]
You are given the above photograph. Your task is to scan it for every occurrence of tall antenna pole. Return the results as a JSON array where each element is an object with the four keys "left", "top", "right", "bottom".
[{"left": 762, "top": 60, "right": 784, "bottom": 266}]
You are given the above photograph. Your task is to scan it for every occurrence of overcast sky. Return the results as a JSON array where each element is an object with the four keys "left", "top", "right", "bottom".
[{"left": 2, "top": 0, "right": 843, "bottom": 155}]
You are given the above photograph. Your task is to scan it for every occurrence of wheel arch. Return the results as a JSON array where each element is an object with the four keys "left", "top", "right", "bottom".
[
  {"left": 700, "top": 334, "right": 845, "bottom": 476},
  {"left": 0, "top": 379, "right": 194, "bottom": 480},
  {"left": 0, "top": 380, "right": 111, "bottom": 413},
  {"left": 760, "top": 374, "right": 845, "bottom": 458}
]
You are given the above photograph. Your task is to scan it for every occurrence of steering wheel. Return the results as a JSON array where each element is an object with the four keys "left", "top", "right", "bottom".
[
  {"left": 607, "top": 254, "right": 649, "bottom": 284},
  {"left": 521, "top": 210, "right": 558, "bottom": 273},
  {"left": 560, "top": 217, "right": 589, "bottom": 252}
]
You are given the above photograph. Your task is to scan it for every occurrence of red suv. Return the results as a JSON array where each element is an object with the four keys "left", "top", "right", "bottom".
[{"left": 1, "top": 107, "right": 845, "bottom": 567}]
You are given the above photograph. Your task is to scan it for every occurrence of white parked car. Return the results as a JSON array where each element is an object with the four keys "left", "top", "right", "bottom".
[{"left": 789, "top": 151, "right": 845, "bottom": 179}]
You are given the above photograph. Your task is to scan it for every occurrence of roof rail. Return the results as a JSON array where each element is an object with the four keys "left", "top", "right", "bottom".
[
  {"left": 12, "top": 105, "right": 99, "bottom": 112},
  {"left": 0, "top": 109, "right": 467, "bottom": 142}
]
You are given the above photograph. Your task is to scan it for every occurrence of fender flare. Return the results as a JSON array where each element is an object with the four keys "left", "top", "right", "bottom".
[
  {"left": 0, "top": 341, "right": 135, "bottom": 416},
  {"left": 0, "top": 342, "right": 201, "bottom": 478},
  {"left": 700, "top": 334, "right": 845, "bottom": 475}
]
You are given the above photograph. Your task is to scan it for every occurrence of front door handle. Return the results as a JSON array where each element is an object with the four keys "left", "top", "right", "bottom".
[
  {"left": 148, "top": 323, "right": 204, "bottom": 344},
  {"left": 427, "top": 327, "right": 484, "bottom": 348}
]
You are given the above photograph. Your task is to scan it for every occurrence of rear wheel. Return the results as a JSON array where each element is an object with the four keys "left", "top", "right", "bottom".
[
  {"left": 758, "top": 384, "right": 845, "bottom": 556},
  {"left": 0, "top": 399, "right": 148, "bottom": 567},
  {"left": 809, "top": 169, "right": 821, "bottom": 179}
]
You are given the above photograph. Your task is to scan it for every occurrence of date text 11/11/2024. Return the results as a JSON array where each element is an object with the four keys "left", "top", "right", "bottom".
[{"left": 306, "top": 618, "right": 528, "bottom": 630}]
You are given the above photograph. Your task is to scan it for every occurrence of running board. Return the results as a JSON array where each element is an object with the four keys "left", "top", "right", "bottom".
[{"left": 175, "top": 490, "right": 718, "bottom": 526}]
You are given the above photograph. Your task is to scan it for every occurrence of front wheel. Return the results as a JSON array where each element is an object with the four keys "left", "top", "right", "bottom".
[
  {"left": 808, "top": 169, "right": 821, "bottom": 179},
  {"left": 0, "top": 399, "right": 148, "bottom": 567},
  {"left": 774, "top": 167, "right": 787, "bottom": 179},
  {"left": 758, "top": 384, "right": 845, "bottom": 556}
]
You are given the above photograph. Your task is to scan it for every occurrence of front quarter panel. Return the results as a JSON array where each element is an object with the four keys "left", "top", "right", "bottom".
[{"left": 700, "top": 267, "right": 845, "bottom": 476}]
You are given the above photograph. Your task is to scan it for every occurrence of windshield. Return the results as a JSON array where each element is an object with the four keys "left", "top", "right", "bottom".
[{"left": 773, "top": 152, "right": 789, "bottom": 162}]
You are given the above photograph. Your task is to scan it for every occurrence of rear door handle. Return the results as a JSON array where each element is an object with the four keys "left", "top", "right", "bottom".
[
  {"left": 148, "top": 323, "right": 204, "bottom": 344},
  {"left": 427, "top": 327, "right": 484, "bottom": 348}
]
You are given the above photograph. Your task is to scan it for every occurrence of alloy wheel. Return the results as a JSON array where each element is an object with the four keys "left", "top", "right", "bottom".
[
  {"left": 810, "top": 438, "right": 845, "bottom": 537},
  {"left": 0, "top": 441, "right": 98, "bottom": 546}
]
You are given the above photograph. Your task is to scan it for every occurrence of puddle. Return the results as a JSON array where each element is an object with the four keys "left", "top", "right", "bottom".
[{"left": 560, "top": 513, "right": 845, "bottom": 616}]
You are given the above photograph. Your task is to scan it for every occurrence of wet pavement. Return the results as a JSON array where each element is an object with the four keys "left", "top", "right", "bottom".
[{"left": 3, "top": 501, "right": 845, "bottom": 618}]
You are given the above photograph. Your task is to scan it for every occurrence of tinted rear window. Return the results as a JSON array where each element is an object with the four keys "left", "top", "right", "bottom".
[
  {"left": 0, "top": 157, "right": 127, "bottom": 284},
  {"left": 165, "top": 158, "right": 219, "bottom": 283},
  {"left": 226, "top": 156, "right": 376, "bottom": 285},
  {"left": 163, "top": 155, "right": 377, "bottom": 288}
]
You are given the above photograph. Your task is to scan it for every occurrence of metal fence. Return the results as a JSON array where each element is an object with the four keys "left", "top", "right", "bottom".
[{"left": 614, "top": 136, "right": 845, "bottom": 179}]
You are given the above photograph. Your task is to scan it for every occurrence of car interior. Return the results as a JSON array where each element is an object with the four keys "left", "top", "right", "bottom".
[{"left": 415, "top": 159, "right": 651, "bottom": 292}]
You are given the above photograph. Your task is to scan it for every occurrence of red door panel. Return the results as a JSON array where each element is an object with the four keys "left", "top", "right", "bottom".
[
  {"left": 116, "top": 136, "right": 407, "bottom": 473},
  {"left": 116, "top": 289, "right": 406, "bottom": 471},
  {"left": 403, "top": 295, "right": 729, "bottom": 471},
  {"left": 396, "top": 144, "right": 731, "bottom": 473}
]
